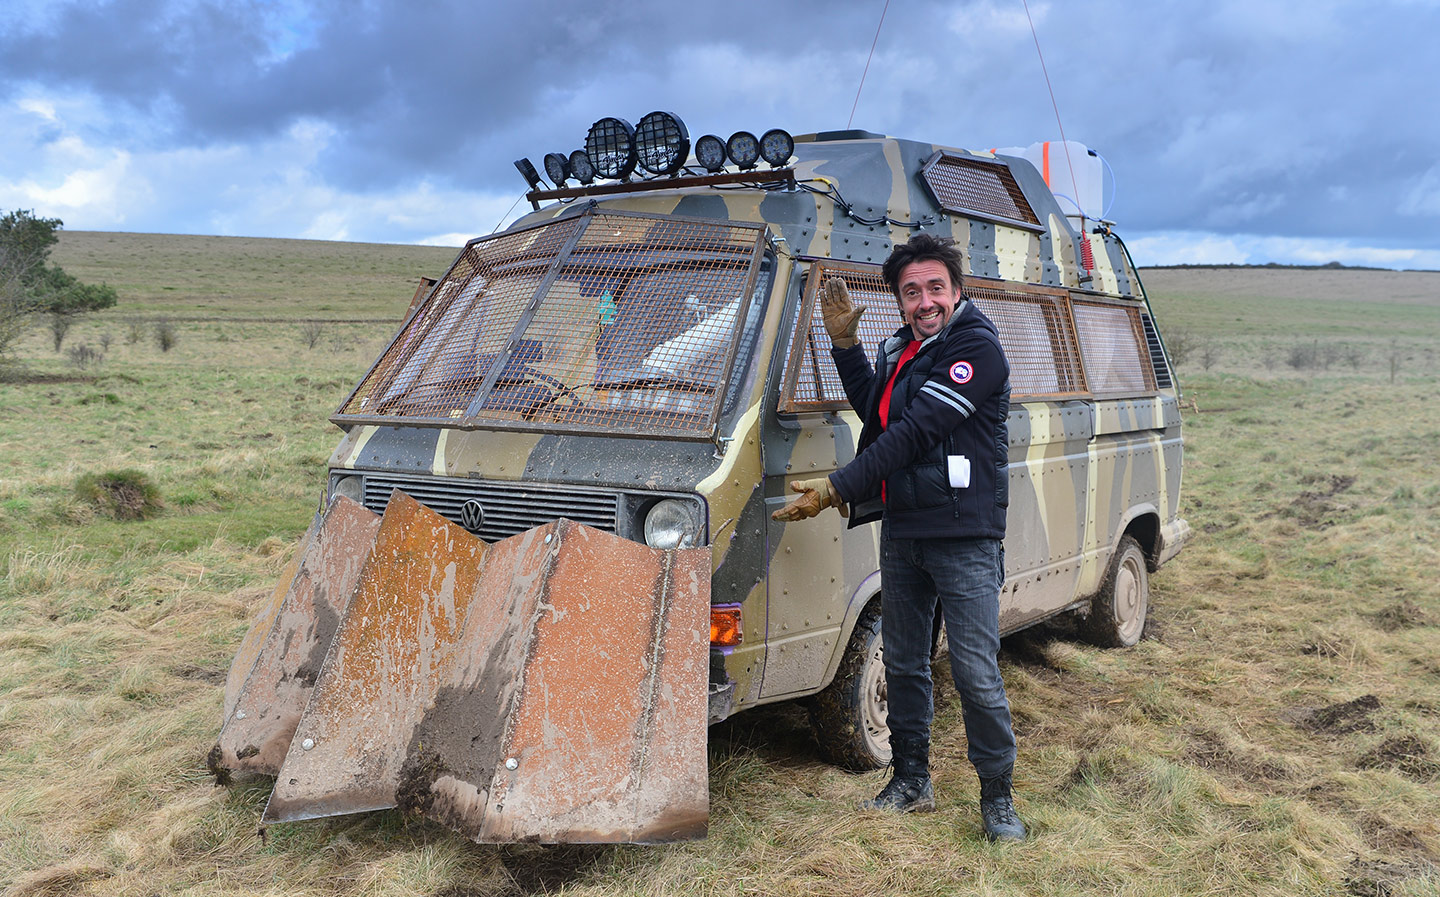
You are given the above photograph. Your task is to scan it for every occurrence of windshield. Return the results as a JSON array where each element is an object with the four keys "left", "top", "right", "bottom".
[{"left": 335, "top": 211, "right": 771, "bottom": 436}]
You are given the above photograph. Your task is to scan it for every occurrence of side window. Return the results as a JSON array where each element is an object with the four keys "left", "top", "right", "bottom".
[
  {"left": 777, "top": 261, "right": 901, "bottom": 413},
  {"left": 967, "top": 280, "right": 1087, "bottom": 398},
  {"left": 773, "top": 265, "right": 1160, "bottom": 410},
  {"left": 1070, "top": 299, "right": 1157, "bottom": 396}
]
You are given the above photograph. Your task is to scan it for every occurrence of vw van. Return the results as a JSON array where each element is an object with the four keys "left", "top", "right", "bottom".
[{"left": 319, "top": 117, "right": 1190, "bottom": 771}]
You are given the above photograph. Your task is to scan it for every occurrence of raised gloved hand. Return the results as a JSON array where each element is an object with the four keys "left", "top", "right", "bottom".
[
  {"left": 820, "top": 277, "right": 866, "bottom": 349},
  {"left": 771, "top": 476, "right": 848, "bottom": 522}
]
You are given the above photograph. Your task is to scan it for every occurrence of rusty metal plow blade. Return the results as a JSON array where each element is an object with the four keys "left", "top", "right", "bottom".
[
  {"left": 213, "top": 495, "right": 381, "bottom": 775},
  {"left": 260, "top": 490, "right": 712, "bottom": 843}
]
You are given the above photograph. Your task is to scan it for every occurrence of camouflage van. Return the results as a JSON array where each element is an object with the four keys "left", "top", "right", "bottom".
[{"left": 321, "top": 119, "right": 1190, "bottom": 772}]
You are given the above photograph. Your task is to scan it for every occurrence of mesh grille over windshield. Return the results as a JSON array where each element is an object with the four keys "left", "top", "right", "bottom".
[{"left": 335, "top": 211, "right": 769, "bottom": 436}]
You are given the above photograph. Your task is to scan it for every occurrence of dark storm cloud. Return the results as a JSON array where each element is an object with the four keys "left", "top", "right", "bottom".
[
  {"left": 0, "top": 0, "right": 890, "bottom": 188},
  {"left": 3, "top": 0, "right": 1437, "bottom": 255}
]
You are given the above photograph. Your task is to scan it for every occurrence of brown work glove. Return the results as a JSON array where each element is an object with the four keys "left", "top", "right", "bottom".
[
  {"left": 820, "top": 277, "right": 866, "bottom": 349},
  {"left": 771, "top": 476, "right": 849, "bottom": 522}
]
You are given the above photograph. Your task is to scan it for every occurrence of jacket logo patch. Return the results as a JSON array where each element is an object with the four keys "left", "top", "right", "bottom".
[{"left": 949, "top": 361, "right": 974, "bottom": 384}]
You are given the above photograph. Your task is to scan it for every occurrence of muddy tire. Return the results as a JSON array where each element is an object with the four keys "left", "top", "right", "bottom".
[
  {"left": 808, "top": 603, "right": 890, "bottom": 770},
  {"left": 1084, "top": 535, "right": 1149, "bottom": 648}
]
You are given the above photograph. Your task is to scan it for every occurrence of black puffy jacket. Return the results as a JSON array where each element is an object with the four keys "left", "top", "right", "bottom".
[{"left": 828, "top": 298, "right": 1010, "bottom": 540}]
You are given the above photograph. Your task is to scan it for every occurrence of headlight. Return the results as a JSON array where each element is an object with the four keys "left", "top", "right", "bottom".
[
  {"left": 331, "top": 474, "right": 363, "bottom": 504},
  {"left": 643, "top": 499, "right": 703, "bottom": 549}
]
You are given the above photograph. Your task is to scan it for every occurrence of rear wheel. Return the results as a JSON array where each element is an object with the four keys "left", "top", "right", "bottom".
[
  {"left": 808, "top": 603, "right": 890, "bottom": 770},
  {"left": 1084, "top": 535, "right": 1149, "bottom": 647}
]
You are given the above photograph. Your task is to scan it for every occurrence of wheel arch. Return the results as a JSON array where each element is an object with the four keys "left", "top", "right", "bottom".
[
  {"left": 814, "top": 569, "right": 883, "bottom": 691},
  {"left": 1115, "top": 505, "right": 1162, "bottom": 572}
]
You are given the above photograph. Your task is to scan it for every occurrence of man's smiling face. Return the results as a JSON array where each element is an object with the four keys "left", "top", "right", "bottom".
[{"left": 896, "top": 258, "right": 961, "bottom": 339}]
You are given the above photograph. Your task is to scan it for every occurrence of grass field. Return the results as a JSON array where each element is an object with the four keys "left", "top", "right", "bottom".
[{"left": 1, "top": 232, "right": 1437, "bottom": 896}]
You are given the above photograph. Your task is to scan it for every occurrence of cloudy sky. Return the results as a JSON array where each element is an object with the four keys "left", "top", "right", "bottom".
[{"left": 2, "top": 0, "right": 1438, "bottom": 268}]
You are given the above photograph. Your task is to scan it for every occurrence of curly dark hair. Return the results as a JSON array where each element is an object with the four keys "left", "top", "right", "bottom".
[{"left": 880, "top": 233, "right": 966, "bottom": 300}]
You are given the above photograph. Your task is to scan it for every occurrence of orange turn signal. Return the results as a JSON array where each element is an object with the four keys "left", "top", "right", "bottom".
[{"left": 710, "top": 605, "right": 742, "bottom": 647}]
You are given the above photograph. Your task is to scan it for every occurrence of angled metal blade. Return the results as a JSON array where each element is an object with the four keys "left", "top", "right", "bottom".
[
  {"left": 263, "top": 491, "right": 490, "bottom": 821},
  {"left": 411, "top": 518, "right": 711, "bottom": 843},
  {"left": 260, "top": 492, "right": 710, "bottom": 842},
  {"left": 215, "top": 496, "right": 380, "bottom": 774}
]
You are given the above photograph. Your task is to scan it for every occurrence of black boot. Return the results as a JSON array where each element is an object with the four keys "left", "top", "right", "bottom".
[
  {"left": 978, "top": 769, "right": 1026, "bottom": 841},
  {"left": 861, "top": 736, "right": 936, "bottom": 813}
]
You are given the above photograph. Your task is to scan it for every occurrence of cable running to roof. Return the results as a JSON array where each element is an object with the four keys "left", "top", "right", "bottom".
[
  {"left": 847, "top": 0, "right": 891, "bottom": 130},
  {"left": 1022, "top": 0, "right": 1083, "bottom": 227}
]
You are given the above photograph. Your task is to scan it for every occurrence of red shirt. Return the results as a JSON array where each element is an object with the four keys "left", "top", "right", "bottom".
[
  {"left": 877, "top": 340, "right": 920, "bottom": 502},
  {"left": 879, "top": 340, "right": 921, "bottom": 429}
]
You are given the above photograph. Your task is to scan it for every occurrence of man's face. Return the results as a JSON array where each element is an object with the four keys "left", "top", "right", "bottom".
[{"left": 896, "top": 258, "right": 961, "bottom": 339}]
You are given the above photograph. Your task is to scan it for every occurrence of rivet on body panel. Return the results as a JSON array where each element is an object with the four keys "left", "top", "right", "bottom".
[
  {"left": 234, "top": 709, "right": 246, "bottom": 720},
  {"left": 544, "top": 534, "right": 553, "bottom": 544},
  {"left": 505, "top": 758, "right": 519, "bottom": 770},
  {"left": 302, "top": 738, "right": 315, "bottom": 751}
]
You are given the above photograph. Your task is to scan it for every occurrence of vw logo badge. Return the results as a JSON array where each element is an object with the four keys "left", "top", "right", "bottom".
[{"left": 459, "top": 499, "right": 486, "bottom": 534}]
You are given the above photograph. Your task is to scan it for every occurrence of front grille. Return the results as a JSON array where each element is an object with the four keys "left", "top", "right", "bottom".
[{"left": 360, "top": 473, "right": 619, "bottom": 540}]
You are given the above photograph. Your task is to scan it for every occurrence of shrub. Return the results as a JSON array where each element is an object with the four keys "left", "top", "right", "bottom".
[
  {"left": 74, "top": 469, "right": 163, "bottom": 521},
  {"left": 1287, "top": 341, "right": 1318, "bottom": 371},
  {"left": 1199, "top": 340, "right": 1222, "bottom": 371},
  {"left": 68, "top": 343, "right": 104, "bottom": 370},
  {"left": 1166, "top": 328, "right": 1194, "bottom": 367},
  {"left": 49, "top": 311, "right": 73, "bottom": 351},
  {"left": 300, "top": 320, "right": 325, "bottom": 349},
  {"left": 154, "top": 318, "right": 177, "bottom": 352}
]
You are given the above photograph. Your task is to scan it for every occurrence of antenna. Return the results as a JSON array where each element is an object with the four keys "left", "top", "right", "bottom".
[
  {"left": 847, "top": 0, "right": 891, "bottom": 130},
  {"left": 1022, "top": 0, "right": 1092, "bottom": 273}
]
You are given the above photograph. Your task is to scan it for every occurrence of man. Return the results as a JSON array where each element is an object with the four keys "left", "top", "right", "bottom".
[{"left": 771, "top": 233, "right": 1024, "bottom": 841}]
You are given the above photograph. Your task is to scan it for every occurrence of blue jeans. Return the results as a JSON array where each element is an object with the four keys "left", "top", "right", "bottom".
[{"left": 879, "top": 532, "right": 1016, "bottom": 779}]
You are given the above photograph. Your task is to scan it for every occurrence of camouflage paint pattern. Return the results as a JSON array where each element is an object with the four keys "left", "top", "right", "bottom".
[{"left": 324, "top": 131, "right": 1188, "bottom": 718}]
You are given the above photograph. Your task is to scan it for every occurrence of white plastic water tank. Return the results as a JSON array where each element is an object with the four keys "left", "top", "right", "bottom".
[{"left": 992, "top": 140, "right": 1105, "bottom": 221}]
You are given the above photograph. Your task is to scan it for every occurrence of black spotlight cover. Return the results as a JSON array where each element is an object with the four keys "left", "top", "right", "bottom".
[
  {"left": 585, "top": 117, "right": 637, "bottom": 180},
  {"left": 635, "top": 111, "right": 690, "bottom": 175}
]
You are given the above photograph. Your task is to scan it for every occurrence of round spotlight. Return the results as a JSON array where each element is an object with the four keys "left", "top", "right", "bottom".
[
  {"left": 569, "top": 149, "right": 596, "bottom": 185},
  {"left": 543, "top": 152, "right": 570, "bottom": 187},
  {"left": 759, "top": 128, "right": 794, "bottom": 167},
  {"left": 584, "top": 116, "right": 637, "bottom": 180},
  {"left": 727, "top": 130, "right": 760, "bottom": 170},
  {"left": 635, "top": 111, "right": 690, "bottom": 175},
  {"left": 695, "top": 134, "right": 726, "bottom": 172}
]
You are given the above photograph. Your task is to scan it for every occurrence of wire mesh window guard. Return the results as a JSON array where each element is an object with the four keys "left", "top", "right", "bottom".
[
  {"left": 919, "top": 152, "right": 1042, "bottom": 231},
  {"left": 780, "top": 263, "right": 1157, "bottom": 413},
  {"left": 335, "top": 212, "right": 769, "bottom": 436},
  {"left": 1071, "top": 299, "right": 1157, "bottom": 396}
]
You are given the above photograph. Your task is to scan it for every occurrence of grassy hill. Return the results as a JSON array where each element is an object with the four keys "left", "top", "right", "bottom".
[
  {"left": 1, "top": 233, "right": 1436, "bottom": 896},
  {"left": 50, "top": 230, "right": 459, "bottom": 320}
]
